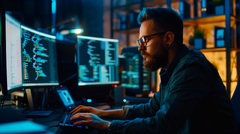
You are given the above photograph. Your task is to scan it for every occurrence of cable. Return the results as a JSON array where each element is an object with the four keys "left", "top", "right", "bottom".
[{"left": 1, "top": 94, "right": 8, "bottom": 107}]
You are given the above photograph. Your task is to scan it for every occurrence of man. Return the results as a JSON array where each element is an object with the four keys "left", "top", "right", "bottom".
[{"left": 70, "top": 7, "right": 237, "bottom": 133}]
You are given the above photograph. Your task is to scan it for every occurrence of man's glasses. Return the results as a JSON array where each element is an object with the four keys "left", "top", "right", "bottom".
[{"left": 137, "top": 32, "right": 166, "bottom": 47}]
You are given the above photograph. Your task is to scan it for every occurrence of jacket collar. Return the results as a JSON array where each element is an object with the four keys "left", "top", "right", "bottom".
[{"left": 160, "top": 44, "right": 189, "bottom": 85}]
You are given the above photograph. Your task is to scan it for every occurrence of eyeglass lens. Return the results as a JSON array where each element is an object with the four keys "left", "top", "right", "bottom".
[{"left": 138, "top": 37, "right": 146, "bottom": 46}]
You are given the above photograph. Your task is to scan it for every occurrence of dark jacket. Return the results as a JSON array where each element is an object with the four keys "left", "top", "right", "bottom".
[{"left": 110, "top": 44, "right": 236, "bottom": 134}]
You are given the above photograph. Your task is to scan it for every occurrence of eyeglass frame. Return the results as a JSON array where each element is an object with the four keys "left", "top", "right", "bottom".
[{"left": 137, "top": 32, "right": 166, "bottom": 47}]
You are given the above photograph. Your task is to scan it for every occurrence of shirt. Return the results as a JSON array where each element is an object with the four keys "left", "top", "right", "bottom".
[{"left": 109, "top": 44, "right": 237, "bottom": 134}]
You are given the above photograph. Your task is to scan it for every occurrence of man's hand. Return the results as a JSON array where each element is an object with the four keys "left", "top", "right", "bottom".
[
  {"left": 71, "top": 105, "right": 125, "bottom": 120},
  {"left": 71, "top": 105, "right": 104, "bottom": 117},
  {"left": 70, "top": 113, "right": 110, "bottom": 131}
]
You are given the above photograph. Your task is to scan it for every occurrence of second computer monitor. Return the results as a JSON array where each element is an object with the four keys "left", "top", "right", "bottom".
[
  {"left": 121, "top": 46, "right": 153, "bottom": 96},
  {"left": 21, "top": 25, "right": 59, "bottom": 87},
  {"left": 77, "top": 35, "right": 119, "bottom": 86}
]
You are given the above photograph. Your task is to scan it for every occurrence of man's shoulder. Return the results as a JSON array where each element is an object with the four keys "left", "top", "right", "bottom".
[{"left": 180, "top": 49, "right": 208, "bottom": 65}]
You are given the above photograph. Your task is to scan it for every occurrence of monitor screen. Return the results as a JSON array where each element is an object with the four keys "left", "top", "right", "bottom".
[
  {"left": 6, "top": 13, "right": 22, "bottom": 91},
  {"left": 21, "top": 25, "right": 59, "bottom": 87},
  {"left": 121, "top": 46, "right": 152, "bottom": 95},
  {"left": 56, "top": 87, "right": 75, "bottom": 108},
  {"left": 1, "top": 12, "right": 23, "bottom": 95},
  {"left": 77, "top": 35, "right": 119, "bottom": 86}
]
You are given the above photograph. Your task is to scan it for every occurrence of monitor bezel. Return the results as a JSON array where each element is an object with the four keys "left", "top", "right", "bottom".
[{"left": 0, "top": 11, "right": 7, "bottom": 95}]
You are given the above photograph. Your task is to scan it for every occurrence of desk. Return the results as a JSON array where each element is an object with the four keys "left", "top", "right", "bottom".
[
  {"left": 28, "top": 108, "right": 64, "bottom": 133},
  {"left": 1, "top": 104, "right": 114, "bottom": 134},
  {"left": 55, "top": 128, "right": 106, "bottom": 134}
]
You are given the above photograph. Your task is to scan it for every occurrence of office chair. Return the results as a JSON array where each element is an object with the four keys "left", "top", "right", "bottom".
[{"left": 231, "top": 77, "right": 240, "bottom": 132}]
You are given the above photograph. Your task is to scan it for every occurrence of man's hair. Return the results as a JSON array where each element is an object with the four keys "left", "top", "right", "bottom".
[{"left": 137, "top": 7, "right": 183, "bottom": 45}]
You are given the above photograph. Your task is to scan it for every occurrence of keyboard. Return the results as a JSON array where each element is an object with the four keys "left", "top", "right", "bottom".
[{"left": 58, "top": 112, "right": 88, "bottom": 129}]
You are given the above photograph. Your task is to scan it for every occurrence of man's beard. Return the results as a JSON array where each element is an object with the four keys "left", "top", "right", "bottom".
[{"left": 142, "top": 50, "right": 168, "bottom": 71}]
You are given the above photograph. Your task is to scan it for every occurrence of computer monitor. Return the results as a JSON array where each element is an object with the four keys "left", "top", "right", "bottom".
[
  {"left": 21, "top": 25, "right": 59, "bottom": 87},
  {"left": 121, "top": 46, "right": 154, "bottom": 96},
  {"left": 19, "top": 25, "right": 59, "bottom": 114},
  {"left": 0, "top": 12, "right": 59, "bottom": 115},
  {"left": 75, "top": 35, "right": 119, "bottom": 103},
  {"left": 0, "top": 12, "right": 22, "bottom": 95},
  {"left": 77, "top": 35, "right": 119, "bottom": 86}
]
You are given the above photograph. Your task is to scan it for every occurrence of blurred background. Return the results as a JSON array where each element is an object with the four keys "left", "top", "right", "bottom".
[{"left": 1, "top": 0, "right": 240, "bottom": 109}]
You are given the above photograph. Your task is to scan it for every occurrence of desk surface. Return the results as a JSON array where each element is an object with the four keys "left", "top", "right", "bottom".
[
  {"left": 28, "top": 109, "right": 63, "bottom": 133},
  {"left": 28, "top": 108, "right": 111, "bottom": 134},
  {"left": 2, "top": 103, "right": 118, "bottom": 134}
]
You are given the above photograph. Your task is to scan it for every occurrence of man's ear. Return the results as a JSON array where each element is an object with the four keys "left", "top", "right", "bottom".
[{"left": 164, "top": 31, "right": 174, "bottom": 47}]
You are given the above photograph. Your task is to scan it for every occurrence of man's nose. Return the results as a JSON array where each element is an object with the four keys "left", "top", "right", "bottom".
[{"left": 138, "top": 43, "right": 146, "bottom": 51}]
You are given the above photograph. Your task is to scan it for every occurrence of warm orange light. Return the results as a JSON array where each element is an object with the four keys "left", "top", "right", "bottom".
[{"left": 201, "top": 8, "right": 207, "bottom": 12}]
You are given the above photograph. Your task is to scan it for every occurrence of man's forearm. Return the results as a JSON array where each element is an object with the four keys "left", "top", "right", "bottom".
[{"left": 100, "top": 109, "right": 125, "bottom": 120}]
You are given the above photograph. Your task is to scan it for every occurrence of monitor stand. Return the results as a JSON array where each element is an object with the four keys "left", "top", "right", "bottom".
[
  {"left": 23, "top": 88, "right": 53, "bottom": 117},
  {"left": 11, "top": 90, "right": 25, "bottom": 106}
]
